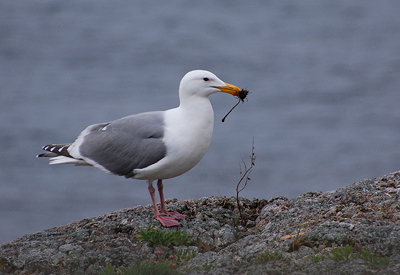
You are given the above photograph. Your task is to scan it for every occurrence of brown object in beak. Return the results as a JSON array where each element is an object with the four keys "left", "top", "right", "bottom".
[{"left": 222, "top": 89, "right": 249, "bottom": 122}]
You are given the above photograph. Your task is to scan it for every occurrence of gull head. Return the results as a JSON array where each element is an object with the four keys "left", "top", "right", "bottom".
[{"left": 179, "top": 70, "right": 241, "bottom": 98}]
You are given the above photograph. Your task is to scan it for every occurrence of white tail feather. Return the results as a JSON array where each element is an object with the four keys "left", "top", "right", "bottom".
[{"left": 49, "top": 156, "right": 91, "bottom": 166}]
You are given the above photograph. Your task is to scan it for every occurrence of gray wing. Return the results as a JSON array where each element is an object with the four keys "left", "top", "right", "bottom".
[{"left": 78, "top": 111, "right": 167, "bottom": 178}]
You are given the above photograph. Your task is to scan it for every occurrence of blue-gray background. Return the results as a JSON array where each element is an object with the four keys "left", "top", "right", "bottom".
[{"left": 1, "top": 1, "right": 400, "bottom": 243}]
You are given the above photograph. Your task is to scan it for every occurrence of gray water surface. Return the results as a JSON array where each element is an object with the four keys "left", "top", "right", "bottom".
[{"left": 1, "top": 1, "right": 400, "bottom": 243}]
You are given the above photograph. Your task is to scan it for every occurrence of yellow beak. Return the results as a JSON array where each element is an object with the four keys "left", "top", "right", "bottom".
[{"left": 213, "top": 82, "right": 241, "bottom": 96}]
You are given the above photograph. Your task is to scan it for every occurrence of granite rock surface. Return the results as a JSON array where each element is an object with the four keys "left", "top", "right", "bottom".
[{"left": 1, "top": 172, "right": 400, "bottom": 274}]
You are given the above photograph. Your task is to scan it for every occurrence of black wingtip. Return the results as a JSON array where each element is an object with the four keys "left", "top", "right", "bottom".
[{"left": 40, "top": 144, "right": 72, "bottom": 158}]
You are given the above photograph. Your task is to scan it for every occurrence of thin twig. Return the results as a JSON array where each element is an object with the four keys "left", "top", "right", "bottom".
[{"left": 236, "top": 137, "right": 256, "bottom": 220}]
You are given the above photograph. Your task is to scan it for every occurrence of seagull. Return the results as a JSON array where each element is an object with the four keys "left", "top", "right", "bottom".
[{"left": 38, "top": 70, "right": 244, "bottom": 227}]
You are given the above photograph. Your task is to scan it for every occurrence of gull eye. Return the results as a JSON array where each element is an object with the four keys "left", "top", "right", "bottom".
[{"left": 203, "top": 77, "right": 210, "bottom": 82}]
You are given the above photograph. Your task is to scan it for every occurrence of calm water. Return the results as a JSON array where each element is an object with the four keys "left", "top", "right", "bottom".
[{"left": 1, "top": 1, "right": 400, "bottom": 243}]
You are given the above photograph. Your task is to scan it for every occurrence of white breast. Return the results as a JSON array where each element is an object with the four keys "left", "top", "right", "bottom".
[{"left": 133, "top": 97, "right": 214, "bottom": 180}]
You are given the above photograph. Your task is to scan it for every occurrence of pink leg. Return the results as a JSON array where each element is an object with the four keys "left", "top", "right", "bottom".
[
  {"left": 157, "top": 179, "right": 186, "bottom": 220},
  {"left": 148, "top": 180, "right": 181, "bottom": 227}
]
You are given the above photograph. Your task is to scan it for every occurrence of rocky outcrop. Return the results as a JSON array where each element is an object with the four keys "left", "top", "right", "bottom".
[{"left": 1, "top": 172, "right": 400, "bottom": 274}]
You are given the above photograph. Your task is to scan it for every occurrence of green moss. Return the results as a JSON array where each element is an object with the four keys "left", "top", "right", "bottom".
[
  {"left": 99, "top": 264, "right": 116, "bottom": 275},
  {"left": 99, "top": 261, "right": 180, "bottom": 275},
  {"left": 310, "top": 254, "right": 326, "bottom": 263},
  {"left": 99, "top": 248, "right": 197, "bottom": 275},
  {"left": 322, "top": 245, "right": 390, "bottom": 270},
  {"left": 120, "top": 260, "right": 180, "bottom": 275},
  {"left": 136, "top": 227, "right": 190, "bottom": 247},
  {"left": 358, "top": 249, "right": 389, "bottom": 270},
  {"left": 254, "top": 251, "right": 282, "bottom": 264},
  {"left": 171, "top": 248, "right": 198, "bottom": 265},
  {"left": 329, "top": 245, "right": 355, "bottom": 261}
]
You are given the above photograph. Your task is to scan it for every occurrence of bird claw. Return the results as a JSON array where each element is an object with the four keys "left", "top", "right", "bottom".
[
  {"left": 155, "top": 215, "right": 182, "bottom": 227},
  {"left": 162, "top": 211, "right": 186, "bottom": 220}
]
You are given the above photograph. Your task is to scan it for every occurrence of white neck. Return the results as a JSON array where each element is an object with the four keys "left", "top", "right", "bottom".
[{"left": 154, "top": 95, "right": 214, "bottom": 178}]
